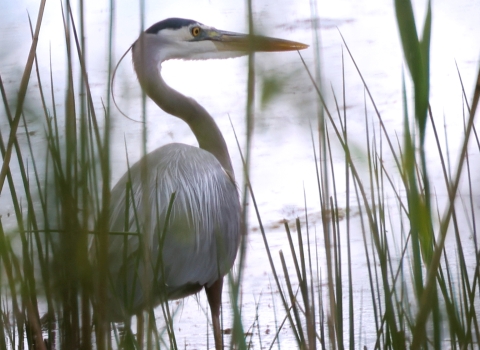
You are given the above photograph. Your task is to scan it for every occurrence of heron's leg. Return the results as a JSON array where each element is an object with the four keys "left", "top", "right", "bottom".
[
  {"left": 136, "top": 311, "right": 144, "bottom": 348},
  {"left": 205, "top": 278, "right": 224, "bottom": 350}
]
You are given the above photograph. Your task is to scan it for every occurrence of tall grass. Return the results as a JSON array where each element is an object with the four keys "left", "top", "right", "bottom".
[
  {"left": 0, "top": 0, "right": 479, "bottom": 349},
  {"left": 0, "top": 0, "right": 113, "bottom": 348},
  {"left": 252, "top": 0, "right": 480, "bottom": 348}
]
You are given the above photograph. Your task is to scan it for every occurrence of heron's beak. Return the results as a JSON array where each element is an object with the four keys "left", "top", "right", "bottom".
[{"left": 202, "top": 29, "right": 308, "bottom": 52}]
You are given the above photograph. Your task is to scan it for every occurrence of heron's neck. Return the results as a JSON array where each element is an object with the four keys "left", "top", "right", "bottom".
[{"left": 133, "top": 40, "right": 234, "bottom": 178}]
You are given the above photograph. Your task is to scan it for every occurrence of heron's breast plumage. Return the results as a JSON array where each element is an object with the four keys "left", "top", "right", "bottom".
[{"left": 108, "top": 143, "right": 240, "bottom": 310}]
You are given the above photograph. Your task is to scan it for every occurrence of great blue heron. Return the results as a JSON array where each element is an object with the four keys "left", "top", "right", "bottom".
[{"left": 102, "top": 17, "right": 307, "bottom": 349}]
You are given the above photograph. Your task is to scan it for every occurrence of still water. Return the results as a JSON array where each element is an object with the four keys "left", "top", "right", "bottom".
[{"left": 1, "top": 0, "right": 479, "bottom": 348}]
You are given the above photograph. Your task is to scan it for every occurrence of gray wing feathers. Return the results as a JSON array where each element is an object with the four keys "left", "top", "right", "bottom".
[{"left": 106, "top": 143, "right": 240, "bottom": 318}]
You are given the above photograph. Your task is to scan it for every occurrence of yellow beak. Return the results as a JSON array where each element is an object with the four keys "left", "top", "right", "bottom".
[{"left": 203, "top": 29, "right": 308, "bottom": 52}]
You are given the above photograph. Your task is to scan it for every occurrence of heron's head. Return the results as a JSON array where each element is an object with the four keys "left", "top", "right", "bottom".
[{"left": 132, "top": 17, "right": 308, "bottom": 62}]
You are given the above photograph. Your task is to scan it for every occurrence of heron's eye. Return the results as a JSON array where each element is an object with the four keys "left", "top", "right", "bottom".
[{"left": 191, "top": 26, "right": 201, "bottom": 37}]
